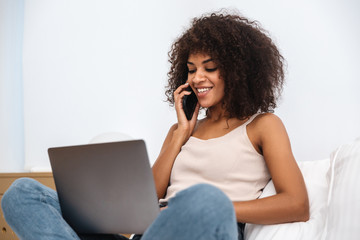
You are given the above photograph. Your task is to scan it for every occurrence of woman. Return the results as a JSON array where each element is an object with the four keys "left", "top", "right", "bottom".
[{"left": 1, "top": 11, "right": 309, "bottom": 240}]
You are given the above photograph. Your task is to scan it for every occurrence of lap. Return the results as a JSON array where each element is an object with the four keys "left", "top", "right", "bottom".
[{"left": 4, "top": 180, "right": 242, "bottom": 240}]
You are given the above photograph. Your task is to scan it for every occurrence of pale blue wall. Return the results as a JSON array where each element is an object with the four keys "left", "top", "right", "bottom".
[{"left": 0, "top": 0, "right": 25, "bottom": 171}]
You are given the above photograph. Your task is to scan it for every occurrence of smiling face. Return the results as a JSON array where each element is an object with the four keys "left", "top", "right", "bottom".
[{"left": 187, "top": 53, "right": 225, "bottom": 110}]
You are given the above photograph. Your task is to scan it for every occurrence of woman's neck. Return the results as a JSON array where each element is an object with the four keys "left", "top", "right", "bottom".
[
  {"left": 205, "top": 105, "right": 250, "bottom": 129},
  {"left": 206, "top": 105, "right": 229, "bottom": 122}
]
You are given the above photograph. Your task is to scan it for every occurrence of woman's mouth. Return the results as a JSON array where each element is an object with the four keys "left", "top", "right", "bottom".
[{"left": 196, "top": 87, "right": 212, "bottom": 95}]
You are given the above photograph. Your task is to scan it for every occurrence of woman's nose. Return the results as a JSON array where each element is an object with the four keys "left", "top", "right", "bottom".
[{"left": 192, "top": 70, "right": 206, "bottom": 84}]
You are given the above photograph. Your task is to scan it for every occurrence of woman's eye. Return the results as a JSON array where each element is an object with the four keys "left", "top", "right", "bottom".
[
  {"left": 206, "top": 68, "right": 217, "bottom": 72},
  {"left": 188, "top": 69, "right": 196, "bottom": 74}
]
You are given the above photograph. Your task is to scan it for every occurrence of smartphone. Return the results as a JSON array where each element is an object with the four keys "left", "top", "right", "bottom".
[{"left": 182, "top": 86, "right": 198, "bottom": 120}]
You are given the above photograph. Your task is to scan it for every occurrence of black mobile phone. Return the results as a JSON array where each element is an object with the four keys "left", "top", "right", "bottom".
[{"left": 182, "top": 86, "right": 198, "bottom": 120}]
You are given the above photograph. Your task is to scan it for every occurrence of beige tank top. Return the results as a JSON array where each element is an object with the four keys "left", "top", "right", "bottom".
[{"left": 161, "top": 114, "right": 271, "bottom": 202}]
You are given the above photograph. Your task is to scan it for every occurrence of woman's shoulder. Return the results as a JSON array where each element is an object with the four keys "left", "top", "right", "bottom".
[
  {"left": 247, "top": 113, "right": 285, "bottom": 151},
  {"left": 249, "top": 112, "right": 283, "bottom": 129}
]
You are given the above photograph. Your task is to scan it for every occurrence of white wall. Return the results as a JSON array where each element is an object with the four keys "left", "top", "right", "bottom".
[
  {"left": 0, "top": 0, "right": 25, "bottom": 171},
  {"left": 2, "top": 0, "right": 360, "bottom": 171}
]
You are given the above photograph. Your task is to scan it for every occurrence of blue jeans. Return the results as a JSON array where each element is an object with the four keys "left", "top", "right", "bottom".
[{"left": 1, "top": 178, "right": 243, "bottom": 240}]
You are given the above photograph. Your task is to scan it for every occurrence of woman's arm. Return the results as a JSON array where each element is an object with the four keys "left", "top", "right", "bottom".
[
  {"left": 152, "top": 83, "right": 200, "bottom": 199},
  {"left": 152, "top": 124, "right": 183, "bottom": 199},
  {"left": 233, "top": 113, "right": 309, "bottom": 224}
]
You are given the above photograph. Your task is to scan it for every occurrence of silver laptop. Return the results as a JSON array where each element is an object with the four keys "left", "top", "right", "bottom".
[{"left": 48, "top": 140, "right": 160, "bottom": 234}]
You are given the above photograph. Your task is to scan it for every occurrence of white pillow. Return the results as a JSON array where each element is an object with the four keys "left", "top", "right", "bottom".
[
  {"left": 245, "top": 159, "right": 330, "bottom": 240},
  {"left": 324, "top": 137, "right": 360, "bottom": 240}
]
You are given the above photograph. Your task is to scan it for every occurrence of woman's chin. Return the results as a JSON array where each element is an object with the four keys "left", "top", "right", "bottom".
[
  {"left": 198, "top": 100, "right": 219, "bottom": 109},
  {"left": 199, "top": 102, "right": 211, "bottom": 108}
]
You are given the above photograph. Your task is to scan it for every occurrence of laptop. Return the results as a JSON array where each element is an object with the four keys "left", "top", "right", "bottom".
[{"left": 48, "top": 139, "right": 160, "bottom": 234}]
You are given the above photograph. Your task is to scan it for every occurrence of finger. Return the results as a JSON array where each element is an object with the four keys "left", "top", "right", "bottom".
[
  {"left": 174, "top": 90, "right": 191, "bottom": 107},
  {"left": 174, "top": 83, "right": 192, "bottom": 105},
  {"left": 174, "top": 82, "right": 190, "bottom": 95},
  {"left": 175, "top": 92, "right": 193, "bottom": 123}
]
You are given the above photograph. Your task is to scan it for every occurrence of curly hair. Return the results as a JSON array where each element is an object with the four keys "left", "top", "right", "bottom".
[{"left": 165, "top": 11, "right": 285, "bottom": 119}]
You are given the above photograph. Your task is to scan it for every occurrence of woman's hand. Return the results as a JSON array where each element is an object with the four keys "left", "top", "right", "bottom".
[{"left": 173, "top": 83, "right": 200, "bottom": 143}]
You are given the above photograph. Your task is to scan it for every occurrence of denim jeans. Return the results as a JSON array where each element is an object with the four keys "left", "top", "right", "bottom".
[{"left": 1, "top": 178, "right": 243, "bottom": 240}]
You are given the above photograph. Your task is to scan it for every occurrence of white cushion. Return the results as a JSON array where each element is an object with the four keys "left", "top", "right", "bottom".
[
  {"left": 245, "top": 159, "right": 330, "bottom": 240},
  {"left": 324, "top": 137, "right": 360, "bottom": 240}
]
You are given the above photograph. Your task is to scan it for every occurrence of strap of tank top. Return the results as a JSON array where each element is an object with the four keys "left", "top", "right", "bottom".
[{"left": 244, "top": 113, "right": 261, "bottom": 126}]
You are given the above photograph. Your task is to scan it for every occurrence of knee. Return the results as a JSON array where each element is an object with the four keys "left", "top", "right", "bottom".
[
  {"left": 180, "top": 183, "right": 232, "bottom": 205},
  {"left": 172, "top": 184, "right": 235, "bottom": 220},
  {"left": 143, "top": 184, "right": 237, "bottom": 239},
  {"left": 1, "top": 178, "right": 40, "bottom": 214}
]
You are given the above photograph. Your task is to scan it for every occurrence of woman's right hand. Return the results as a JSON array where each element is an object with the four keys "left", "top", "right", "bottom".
[{"left": 173, "top": 82, "right": 200, "bottom": 143}]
